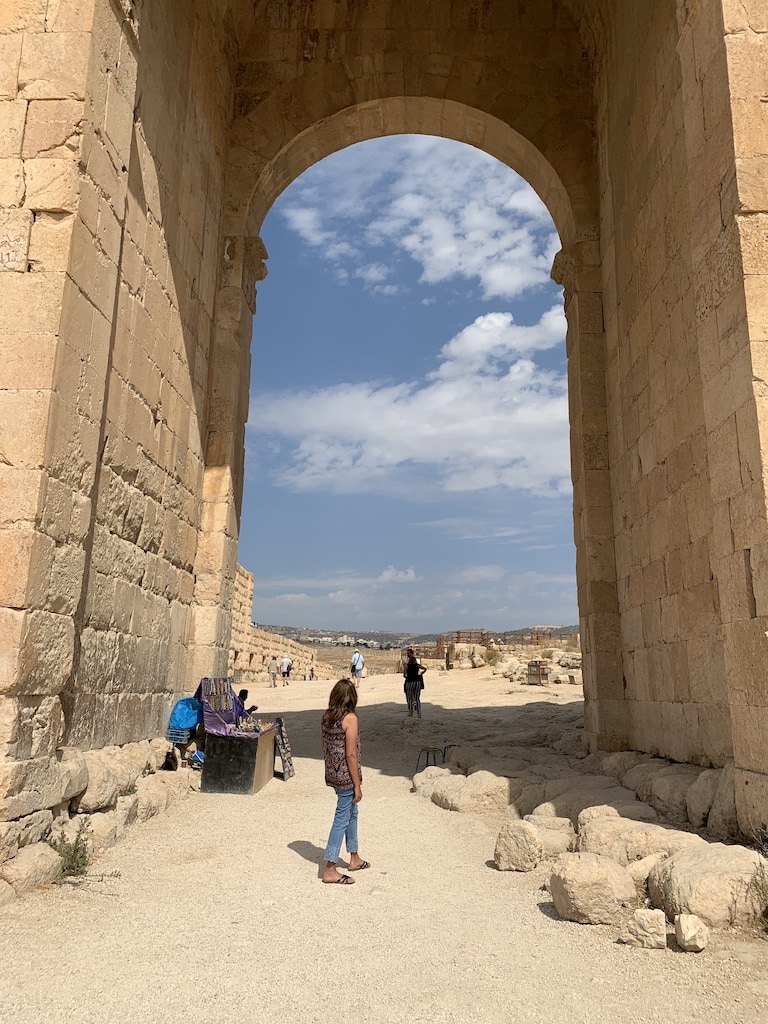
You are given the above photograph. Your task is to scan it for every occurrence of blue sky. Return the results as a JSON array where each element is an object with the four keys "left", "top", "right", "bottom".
[{"left": 239, "top": 135, "right": 578, "bottom": 632}]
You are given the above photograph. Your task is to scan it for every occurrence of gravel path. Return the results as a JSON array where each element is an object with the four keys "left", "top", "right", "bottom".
[{"left": 1, "top": 671, "right": 767, "bottom": 1024}]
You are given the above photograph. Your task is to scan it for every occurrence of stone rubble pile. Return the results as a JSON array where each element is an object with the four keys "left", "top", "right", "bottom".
[
  {"left": 413, "top": 741, "right": 768, "bottom": 948},
  {"left": 489, "top": 647, "right": 583, "bottom": 688},
  {"left": 0, "top": 738, "right": 197, "bottom": 906}
]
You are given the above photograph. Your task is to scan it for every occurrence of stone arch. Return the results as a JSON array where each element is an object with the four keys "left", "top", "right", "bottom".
[{"left": 195, "top": 16, "right": 620, "bottom": 751}]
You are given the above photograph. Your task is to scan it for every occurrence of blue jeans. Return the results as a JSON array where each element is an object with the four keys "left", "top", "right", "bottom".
[{"left": 325, "top": 787, "right": 359, "bottom": 863}]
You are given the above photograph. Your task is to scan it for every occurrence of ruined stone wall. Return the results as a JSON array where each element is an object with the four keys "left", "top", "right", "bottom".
[{"left": 226, "top": 564, "right": 329, "bottom": 689}]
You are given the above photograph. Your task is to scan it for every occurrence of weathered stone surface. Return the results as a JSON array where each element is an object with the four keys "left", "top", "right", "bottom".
[
  {"left": 0, "top": 841, "right": 61, "bottom": 894},
  {"left": 430, "top": 774, "right": 468, "bottom": 811},
  {"left": 118, "top": 740, "right": 154, "bottom": 777},
  {"left": 686, "top": 769, "right": 721, "bottom": 829},
  {"left": 0, "top": 751, "right": 85, "bottom": 820},
  {"left": 647, "top": 766, "right": 704, "bottom": 824},
  {"left": 494, "top": 819, "right": 541, "bottom": 871},
  {"left": 618, "top": 908, "right": 668, "bottom": 949},
  {"left": 0, "top": 808, "right": 52, "bottom": 865},
  {"left": 0, "top": 879, "right": 15, "bottom": 906},
  {"left": 706, "top": 764, "right": 743, "bottom": 841},
  {"left": 649, "top": 843, "right": 766, "bottom": 929},
  {"left": 453, "top": 770, "right": 511, "bottom": 813},
  {"left": 524, "top": 816, "right": 577, "bottom": 859},
  {"left": 576, "top": 802, "right": 658, "bottom": 832},
  {"left": 136, "top": 774, "right": 170, "bottom": 822},
  {"left": 413, "top": 765, "right": 456, "bottom": 800},
  {"left": 74, "top": 751, "right": 119, "bottom": 813},
  {"left": 674, "top": 913, "right": 709, "bottom": 952},
  {"left": 579, "top": 817, "right": 705, "bottom": 866},
  {"left": 549, "top": 852, "right": 637, "bottom": 925},
  {"left": 149, "top": 737, "right": 172, "bottom": 768},
  {"left": 627, "top": 853, "right": 667, "bottom": 889}
]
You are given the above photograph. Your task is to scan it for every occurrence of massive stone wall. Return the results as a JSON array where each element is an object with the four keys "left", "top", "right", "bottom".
[{"left": 0, "top": 0, "right": 767, "bottom": 836}]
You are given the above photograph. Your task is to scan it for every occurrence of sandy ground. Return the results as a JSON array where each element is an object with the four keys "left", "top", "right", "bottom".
[{"left": 1, "top": 669, "right": 767, "bottom": 1024}]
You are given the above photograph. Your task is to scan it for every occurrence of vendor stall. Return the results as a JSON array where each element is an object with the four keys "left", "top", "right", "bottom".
[{"left": 195, "top": 677, "right": 278, "bottom": 795}]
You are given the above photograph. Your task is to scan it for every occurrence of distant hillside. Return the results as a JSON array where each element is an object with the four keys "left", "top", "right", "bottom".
[{"left": 256, "top": 623, "right": 579, "bottom": 647}]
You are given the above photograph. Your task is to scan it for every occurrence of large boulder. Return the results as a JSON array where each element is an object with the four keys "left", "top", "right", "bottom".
[
  {"left": 74, "top": 752, "right": 120, "bottom": 813},
  {"left": 620, "top": 759, "right": 671, "bottom": 795},
  {"left": 97, "top": 746, "right": 141, "bottom": 794},
  {"left": 627, "top": 852, "right": 667, "bottom": 890},
  {"left": 413, "top": 766, "right": 456, "bottom": 800},
  {"left": 618, "top": 908, "right": 667, "bottom": 949},
  {"left": 706, "top": 764, "right": 742, "bottom": 841},
  {"left": 549, "top": 852, "right": 637, "bottom": 925},
  {"left": 647, "top": 766, "right": 704, "bottom": 824},
  {"left": 0, "top": 842, "right": 62, "bottom": 895},
  {"left": 136, "top": 774, "right": 170, "bottom": 822},
  {"left": 576, "top": 802, "right": 658, "bottom": 832},
  {"left": 648, "top": 842, "right": 767, "bottom": 929},
  {"left": 118, "top": 740, "right": 154, "bottom": 777},
  {"left": 598, "top": 751, "right": 655, "bottom": 778},
  {"left": 579, "top": 817, "right": 705, "bottom": 866},
  {"left": 494, "top": 820, "right": 541, "bottom": 871},
  {"left": 0, "top": 750, "right": 86, "bottom": 820},
  {"left": 453, "top": 771, "right": 511, "bottom": 813},
  {"left": 525, "top": 815, "right": 576, "bottom": 859},
  {"left": 686, "top": 769, "right": 721, "bottom": 829}
]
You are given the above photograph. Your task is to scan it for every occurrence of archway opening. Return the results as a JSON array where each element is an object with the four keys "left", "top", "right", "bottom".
[{"left": 238, "top": 134, "right": 579, "bottom": 645}]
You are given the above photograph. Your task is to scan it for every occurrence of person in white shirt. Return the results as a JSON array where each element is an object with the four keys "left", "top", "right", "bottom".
[
  {"left": 281, "top": 655, "right": 293, "bottom": 685},
  {"left": 350, "top": 649, "right": 364, "bottom": 684}
]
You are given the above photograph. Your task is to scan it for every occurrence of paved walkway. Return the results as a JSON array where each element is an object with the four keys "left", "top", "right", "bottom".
[{"left": 1, "top": 675, "right": 767, "bottom": 1024}]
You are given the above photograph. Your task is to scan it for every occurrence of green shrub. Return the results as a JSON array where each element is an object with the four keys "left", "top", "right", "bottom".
[{"left": 48, "top": 818, "right": 91, "bottom": 877}]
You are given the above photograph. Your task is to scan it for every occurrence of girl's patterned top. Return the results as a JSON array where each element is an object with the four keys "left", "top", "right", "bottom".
[{"left": 322, "top": 712, "right": 362, "bottom": 790}]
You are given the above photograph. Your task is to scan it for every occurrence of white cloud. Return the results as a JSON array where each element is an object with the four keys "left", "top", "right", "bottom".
[
  {"left": 378, "top": 566, "right": 418, "bottom": 582},
  {"left": 249, "top": 305, "right": 569, "bottom": 498},
  {"left": 279, "top": 135, "right": 558, "bottom": 299}
]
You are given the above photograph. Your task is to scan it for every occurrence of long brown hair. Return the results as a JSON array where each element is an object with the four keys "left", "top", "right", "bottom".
[{"left": 322, "top": 678, "right": 358, "bottom": 726}]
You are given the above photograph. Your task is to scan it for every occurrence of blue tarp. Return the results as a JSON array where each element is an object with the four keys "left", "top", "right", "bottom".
[{"left": 168, "top": 697, "right": 203, "bottom": 731}]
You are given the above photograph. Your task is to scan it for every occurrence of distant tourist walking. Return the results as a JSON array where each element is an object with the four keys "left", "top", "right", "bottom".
[
  {"left": 281, "top": 655, "right": 293, "bottom": 685},
  {"left": 320, "top": 678, "right": 369, "bottom": 885},
  {"left": 350, "top": 648, "right": 364, "bottom": 683},
  {"left": 403, "top": 648, "right": 426, "bottom": 718},
  {"left": 267, "top": 656, "right": 279, "bottom": 687}
]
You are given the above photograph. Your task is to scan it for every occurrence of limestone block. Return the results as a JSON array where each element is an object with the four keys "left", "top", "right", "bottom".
[
  {"left": 686, "top": 768, "right": 721, "bottom": 828},
  {"left": 0, "top": 158, "right": 24, "bottom": 205},
  {"left": 524, "top": 816, "right": 577, "bottom": 859},
  {"left": 549, "top": 852, "right": 637, "bottom": 925},
  {"left": 97, "top": 745, "right": 140, "bottom": 793},
  {"left": 0, "top": 269, "right": 65, "bottom": 333},
  {"left": 28, "top": 212, "right": 76, "bottom": 272},
  {"left": 648, "top": 766, "right": 704, "bottom": 824},
  {"left": 0, "top": 34, "right": 22, "bottom": 98},
  {"left": 116, "top": 791, "right": 138, "bottom": 827},
  {"left": 0, "top": 98, "right": 27, "bottom": 158},
  {"left": 578, "top": 817, "right": 705, "bottom": 866},
  {"left": 22, "top": 98, "right": 83, "bottom": 158},
  {"left": 45, "top": 0, "right": 97, "bottom": 32},
  {"left": 674, "top": 913, "right": 709, "bottom": 952},
  {"left": 0, "top": 841, "right": 61, "bottom": 894},
  {"left": 16, "top": 609, "right": 75, "bottom": 696},
  {"left": 0, "top": 808, "right": 52, "bottom": 865},
  {"left": 576, "top": 801, "right": 658, "bottom": 832},
  {"left": 135, "top": 774, "right": 170, "bottom": 822},
  {"left": 118, "top": 740, "right": 154, "bottom": 778},
  {"left": 0, "top": 752, "right": 84, "bottom": 819},
  {"left": 627, "top": 853, "right": 667, "bottom": 889},
  {"left": 56, "top": 747, "right": 88, "bottom": 801},
  {"left": 430, "top": 774, "right": 468, "bottom": 811},
  {"left": 0, "top": 207, "right": 32, "bottom": 271},
  {"left": 412, "top": 765, "right": 457, "bottom": 799},
  {"left": 0, "top": 879, "right": 14, "bottom": 906},
  {"left": 707, "top": 763, "right": 742, "bottom": 841},
  {"left": 149, "top": 737, "right": 172, "bottom": 768},
  {"left": 620, "top": 759, "right": 673, "bottom": 800},
  {"left": 618, "top": 908, "right": 667, "bottom": 949},
  {"left": 74, "top": 751, "right": 119, "bottom": 813},
  {"left": 87, "top": 806, "right": 125, "bottom": 853},
  {"left": 24, "top": 158, "right": 79, "bottom": 212},
  {"left": 0, "top": 0, "right": 47, "bottom": 33},
  {"left": 595, "top": 751, "right": 654, "bottom": 778},
  {"left": 18, "top": 32, "right": 91, "bottom": 100},
  {"left": 649, "top": 843, "right": 766, "bottom": 929},
  {"left": 452, "top": 770, "right": 511, "bottom": 813},
  {"left": 494, "top": 820, "right": 541, "bottom": 871}
]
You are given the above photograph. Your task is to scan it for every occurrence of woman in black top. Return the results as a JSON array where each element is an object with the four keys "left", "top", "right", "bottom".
[{"left": 403, "top": 648, "right": 426, "bottom": 718}]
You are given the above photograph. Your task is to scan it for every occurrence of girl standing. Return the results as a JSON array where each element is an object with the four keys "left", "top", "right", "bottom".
[
  {"left": 403, "top": 648, "right": 426, "bottom": 718},
  {"left": 320, "top": 678, "right": 370, "bottom": 884}
]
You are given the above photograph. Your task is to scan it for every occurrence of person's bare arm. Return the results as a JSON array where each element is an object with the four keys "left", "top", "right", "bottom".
[{"left": 342, "top": 713, "right": 362, "bottom": 803}]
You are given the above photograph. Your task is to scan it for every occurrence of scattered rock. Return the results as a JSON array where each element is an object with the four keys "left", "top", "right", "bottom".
[
  {"left": 576, "top": 802, "right": 657, "bottom": 831},
  {"left": 627, "top": 853, "right": 667, "bottom": 889},
  {"left": 136, "top": 774, "right": 170, "bottom": 822},
  {"left": 413, "top": 766, "right": 456, "bottom": 800},
  {"left": 675, "top": 913, "right": 709, "bottom": 952},
  {"left": 647, "top": 766, "right": 703, "bottom": 824},
  {"left": 494, "top": 820, "right": 542, "bottom": 871},
  {"left": 648, "top": 842, "right": 766, "bottom": 929},
  {"left": 0, "top": 842, "right": 62, "bottom": 895},
  {"left": 0, "top": 809, "right": 53, "bottom": 866},
  {"left": 618, "top": 908, "right": 667, "bottom": 949},
  {"left": 453, "top": 771, "right": 512, "bottom": 813},
  {"left": 549, "top": 852, "right": 637, "bottom": 925},
  {"left": 149, "top": 737, "right": 172, "bottom": 769}
]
